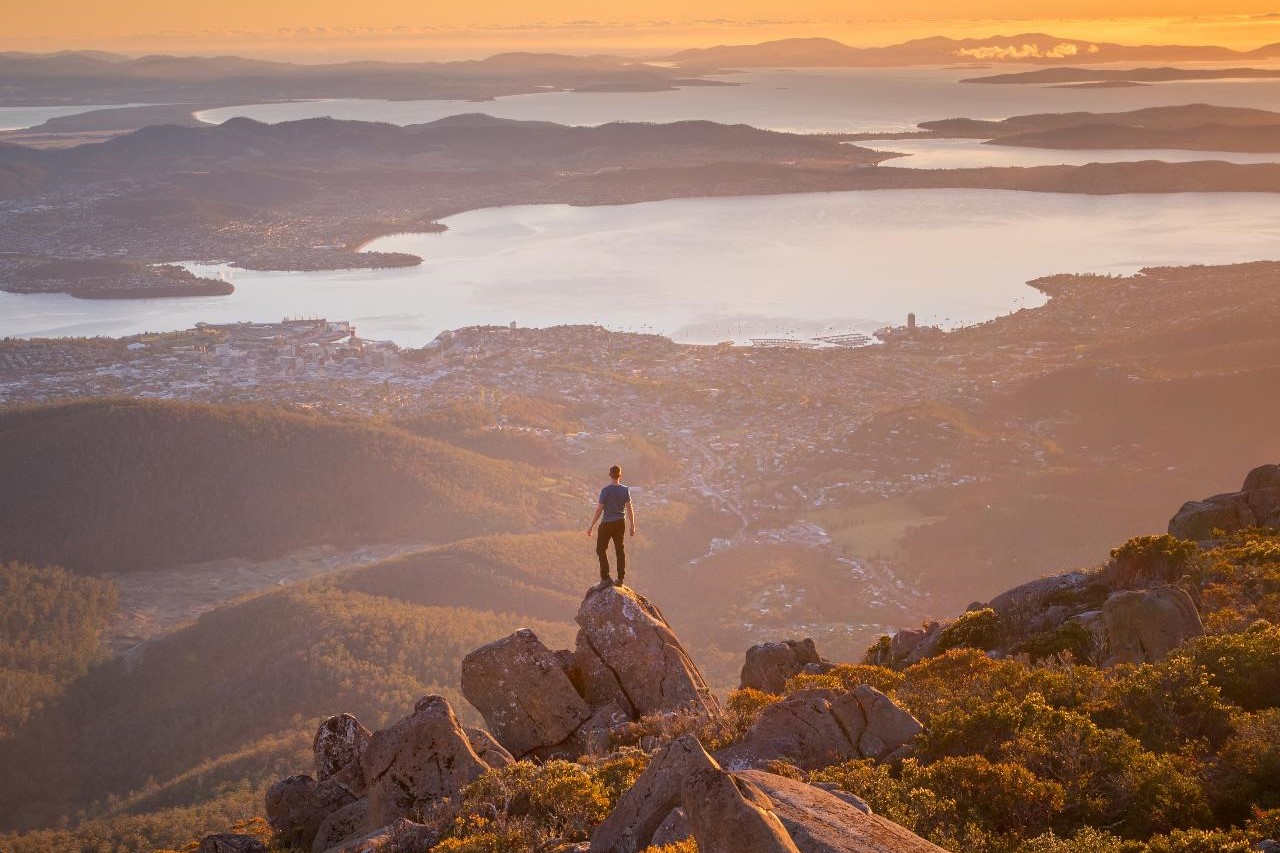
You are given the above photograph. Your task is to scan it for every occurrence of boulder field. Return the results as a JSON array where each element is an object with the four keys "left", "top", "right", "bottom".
[{"left": 256, "top": 583, "right": 933, "bottom": 853}]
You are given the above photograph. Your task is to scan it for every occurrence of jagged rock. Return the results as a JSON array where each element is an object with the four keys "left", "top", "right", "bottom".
[
  {"left": 1169, "top": 463, "right": 1280, "bottom": 540},
  {"left": 588, "top": 734, "right": 721, "bottom": 853},
  {"left": 650, "top": 808, "right": 692, "bottom": 847},
  {"left": 575, "top": 584, "right": 720, "bottom": 719},
  {"left": 314, "top": 713, "right": 372, "bottom": 791},
  {"left": 726, "top": 687, "right": 921, "bottom": 769},
  {"left": 265, "top": 775, "right": 357, "bottom": 851},
  {"left": 313, "top": 800, "right": 369, "bottom": 852},
  {"left": 461, "top": 628, "right": 593, "bottom": 758},
  {"left": 741, "top": 638, "right": 832, "bottom": 694},
  {"left": 466, "top": 726, "right": 515, "bottom": 768},
  {"left": 883, "top": 621, "right": 942, "bottom": 666},
  {"left": 682, "top": 767, "right": 801, "bottom": 853},
  {"left": 362, "top": 695, "right": 492, "bottom": 828},
  {"left": 1102, "top": 586, "right": 1204, "bottom": 666},
  {"left": 318, "top": 818, "right": 438, "bottom": 853},
  {"left": 739, "top": 770, "right": 948, "bottom": 853},
  {"left": 197, "top": 834, "right": 267, "bottom": 853}
]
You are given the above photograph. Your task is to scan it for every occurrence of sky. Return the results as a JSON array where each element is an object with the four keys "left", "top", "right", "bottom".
[{"left": 6, "top": 2, "right": 1280, "bottom": 59}]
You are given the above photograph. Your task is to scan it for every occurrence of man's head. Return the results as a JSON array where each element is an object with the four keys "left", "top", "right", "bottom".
[{"left": 609, "top": 464, "right": 622, "bottom": 482}]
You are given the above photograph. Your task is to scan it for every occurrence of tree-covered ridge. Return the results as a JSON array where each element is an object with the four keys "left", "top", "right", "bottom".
[
  {"left": 0, "top": 398, "right": 579, "bottom": 574},
  {"left": 0, "top": 562, "right": 116, "bottom": 737}
]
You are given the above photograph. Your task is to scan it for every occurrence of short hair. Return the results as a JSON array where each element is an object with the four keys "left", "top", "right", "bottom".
[{"left": 609, "top": 464, "right": 622, "bottom": 479}]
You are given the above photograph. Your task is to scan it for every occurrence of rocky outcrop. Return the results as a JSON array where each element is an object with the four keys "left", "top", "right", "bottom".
[
  {"left": 575, "top": 584, "right": 720, "bottom": 719},
  {"left": 317, "top": 818, "right": 438, "bottom": 853},
  {"left": 362, "top": 695, "right": 494, "bottom": 829},
  {"left": 740, "top": 770, "right": 948, "bottom": 853},
  {"left": 265, "top": 775, "right": 358, "bottom": 851},
  {"left": 1169, "top": 463, "right": 1280, "bottom": 540},
  {"left": 461, "top": 628, "right": 592, "bottom": 759},
  {"left": 313, "top": 800, "right": 369, "bottom": 853},
  {"left": 465, "top": 726, "right": 515, "bottom": 768},
  {"left": 1102, "top": 585, "right": 1204, "bottom": 665},
  {"left": 588, "top": 734, "right": 720, "bottom": 853},
  {"left": 197, "top": 835, "right": 268, "bottom": 853},
  {"left": 683, "top": 767, "right": 801, "bottom": 853},
  {"left": 314, "top": 713, "right": 372, "bottom": 794},
  {"left": 462, "top": 584, "right": 720, "bottom": 762},
  {"left": 722, "top": 687, "right": 921, "bottom": 770},
  {"left": 740, "top": 638, "right": 833, "bottom": 694}
]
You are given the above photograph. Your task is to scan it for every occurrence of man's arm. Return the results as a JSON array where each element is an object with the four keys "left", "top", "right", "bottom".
[
  {"left": 626, "top": 499, "right": 636, "bottom": 536},
  {"left": 587, "top": 502, "right": 604, "bottom": 536}
]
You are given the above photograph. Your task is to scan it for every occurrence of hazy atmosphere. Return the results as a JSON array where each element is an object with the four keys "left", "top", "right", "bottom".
[{"left": 2, "top": 2, "right": 1279, "bottom": 853}]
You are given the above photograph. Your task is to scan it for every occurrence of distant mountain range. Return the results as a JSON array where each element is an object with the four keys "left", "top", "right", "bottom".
[{"left": 664, "top": 33, "right": 1280, "bottom": 68}]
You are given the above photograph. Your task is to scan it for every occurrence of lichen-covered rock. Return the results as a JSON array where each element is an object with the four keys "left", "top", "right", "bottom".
[
  {"left": 312, "top": 799, "right": 369, "bottom": 853},
  {"left": 265, "top": 775, "right": 357, "bottom": 851},
  {"left": 731, "top": 689, "right": 860, "bottom": 770},
  {"left": 739, "top": 770, "right": 947, "bottom": 853},
  {"left": 314, "top": 713, "right": 372, "bottom": 790},
  {"left": 987, "top": 572, "right": 1089, "bottom": 620},
  {"left": 465, "top": 726, "right": 515, "bottom": 768},
  {"left": 461, "top": 628, "right": 592, "bottom": 758},
  {"left": 317, "top": 818, "right": 438, "bottom": 853},
  {"left": 1102, "top": 586, "right": 1204, "bottom": 666},
  {"left": 589, "top": 734, "right": 721, "bottom": 853},
  {"left": 574, "top": 584, "right": 720, "bottom": 719},
  {"left": 1169, "top": 463, "right": 1280, "bottom": 540},
  {"left": 197, "top": 834, "right": 267, "bottom": 853},
  {"left": 851, "top": 685, "right": 923, "bottom": 760},
  {"left": 362, "top": 695, "right": 492, "bottom": 829},
  {"left": 682, "top": 767, "right": 801, "bottom": 853},
  {"left": 650, "top": 808, "right": 692, "bottom": 847},
  {"left": 726, "top": 686, "right": 921, "bottom": 770},
  {"left": 741, "top": 638, "right": 832, "bottom": 694}
]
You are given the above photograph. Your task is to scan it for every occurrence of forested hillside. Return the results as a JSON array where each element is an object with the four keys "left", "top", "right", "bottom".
[
  {"left": 0, "top": 562, "right": 116, "bottom": 737},
  {"left": 0, "top": 399, "right": 579, "bottom": 574}
]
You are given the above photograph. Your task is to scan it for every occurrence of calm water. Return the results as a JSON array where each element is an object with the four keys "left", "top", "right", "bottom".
[
  {"left": 869, "top": 138, "right": 1280, "bottom": 168},
  {"left": 3, "top": 190, "right": 1278, "bottom": 346},
  {"left": 0, "top": 104, "right": 149, "bottom": 131},
  {"left": 194, "top": 67, "right": 1280, "bottom": 134}
]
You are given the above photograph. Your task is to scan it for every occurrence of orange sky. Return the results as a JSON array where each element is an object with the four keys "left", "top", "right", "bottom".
[{"left": 6, "top": 2, "right": 1280, "bottom": 58}]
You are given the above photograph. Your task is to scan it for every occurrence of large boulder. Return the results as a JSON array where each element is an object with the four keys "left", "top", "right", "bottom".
[
  {"left": 1102, "top": 586, "right": 1204, "bottom": 666},
  {"left": 589, "top": 734, "right": 720, "bottom": 853},
  {"left": 739, "top": 770, "right": 948, "bottom": 853},
  {"left": 316, "top": 818, "right": 438, "bottom": 853},
  {"left": 313, "top": 800, "right": 369, "bottom": 853},
  {"left": 741, "top": 638, "right": 832, "bottom": 694},
  {"left": 682, "top": 767, "right": 801, "bottom": 853},
  {"left": 1169, "top": 463, "right": 1280, "bottom": 540},
  {"left": 314, "top": 713, "right": 372, "bottom": 794},
  {"left": 362, "top": 695, "right": 493, "bottom": 829},
  {"left": 265, "top": 775, "right": 357, "bottom": 851},
  {"left": 726, "top": 687, "right": 921, "bottom": 769},
  {"left": 461, "top": 628, "right": 593, "bottom": 758},
  {"left": 197, "top": 835, "right": 268, "bottom": 853},
  {"left": 574, "top": 584, "right": 720, "bottom": 719}
]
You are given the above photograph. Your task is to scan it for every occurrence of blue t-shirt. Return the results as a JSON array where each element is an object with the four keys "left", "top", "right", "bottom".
[{"left": 599, "top": 484, "right": 631, "bottom": 523}]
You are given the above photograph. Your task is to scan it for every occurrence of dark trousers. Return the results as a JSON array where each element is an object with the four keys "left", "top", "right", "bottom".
[{"left": 596, "top": 519, "right": 626, "bottom": 579}]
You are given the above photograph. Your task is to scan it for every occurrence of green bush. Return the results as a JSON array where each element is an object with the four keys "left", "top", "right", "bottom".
[{"left": 933, "top": 609, "right": 1003, "bottom": 654}]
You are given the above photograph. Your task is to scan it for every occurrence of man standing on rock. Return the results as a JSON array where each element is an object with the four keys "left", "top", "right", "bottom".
[{"left": 587, "top": 464, "right": 636, "bottom": 586}]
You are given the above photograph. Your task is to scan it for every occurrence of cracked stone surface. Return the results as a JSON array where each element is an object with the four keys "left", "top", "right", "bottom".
[
  {"left": 574, "top": 584, "right": 720, "bottom": 720},
  {"left": 589, "top": 734, "right": 720, "bottom": 853},
  {"left": 461, "top": 628, "right": 592, "bottom": 758},
  {"left": 361, "top": 695, "right": 492, "bottom": 829}
]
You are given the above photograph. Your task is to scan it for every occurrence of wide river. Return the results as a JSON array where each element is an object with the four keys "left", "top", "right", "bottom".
[{"left": 2, "top": 190, "right": 1277, "bottom": 346}]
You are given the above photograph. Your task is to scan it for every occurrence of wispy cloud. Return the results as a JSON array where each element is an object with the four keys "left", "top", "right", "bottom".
[{"left": 954, "top": 42, "right": 1100, "bottom": 60}]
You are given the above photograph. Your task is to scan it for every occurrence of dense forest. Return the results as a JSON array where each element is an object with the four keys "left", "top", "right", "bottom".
[
  {"left": 0, "top": 399, "right": 580, "bottom": 574},
  {"left": 0, "top": 562, "right": 116, "bottom": 737}
]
